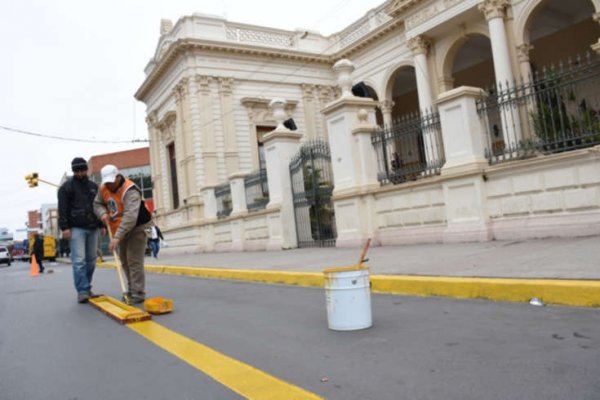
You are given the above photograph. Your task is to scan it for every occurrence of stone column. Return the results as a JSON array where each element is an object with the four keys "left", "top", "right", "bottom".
[
  {"left": 263, "top": 99, "right": 303, "bottom": 249},
  {"left": 408, "top": 35, "right": 442, "bottom": 166},
  {"left": 174, "top": 79, "right": 194, "bottom": 200},
  {"left": 379, "top": 100, "right": 395, "bottom": 126},
  {"left": 479, "top": 0, "right": 522, "bottom": 146},
  {"left": 219, "top": 77, "right": 240, "bottom": 176},
  {"left": 322, "top": 59, "right": 379, "bottom": 247},
  {"left": 436, "top": 86, "right": 491, "bottom": 242},
  {"left": 516, "top": 43, "right": 536, "bottom": 139},
  {"left": 146, "top": 112, "right": 164, "bottom": 216},
  {"left": 302, "top": 84, "right": 318, "bottom": 140},
  {"left": 407, "top": 35, "right": 434, "bottom": 112},
  {"left": 196, "top": 75, "right": 219, "bottom": 186}
]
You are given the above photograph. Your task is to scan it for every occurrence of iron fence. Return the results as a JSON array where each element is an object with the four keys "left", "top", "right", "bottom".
[
  {"left": 244, "top": 169, "right": 269, "bottom": 211},
  {"left": 477, "top": 52, "right": 600, "bottom": 164},
  {"left": 372, "top": 110, "right": 444, "bottom": 185},
  {"left": 215, "top": 182, "right": 232, "bottom": 219},
  {"left": 289, "top": 139, "right": 336, "bottom": 248}
]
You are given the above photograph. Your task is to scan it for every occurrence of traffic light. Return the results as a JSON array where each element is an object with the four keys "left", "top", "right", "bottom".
[{"left": 25, "top": 173, "right": 39, "bottom": 188}]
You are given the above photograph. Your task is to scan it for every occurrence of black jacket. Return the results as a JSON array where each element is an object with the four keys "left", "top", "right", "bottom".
[
  {"left": 32, "top": 236, "right": 44, "bottom": 260},
  {"left": 58, "top": 177, "right": 103, "bottom": 230}
]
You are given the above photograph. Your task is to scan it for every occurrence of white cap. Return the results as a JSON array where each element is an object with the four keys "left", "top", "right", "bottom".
[{"left": 101, "top": 164, "right": 120, "bottom": 184}]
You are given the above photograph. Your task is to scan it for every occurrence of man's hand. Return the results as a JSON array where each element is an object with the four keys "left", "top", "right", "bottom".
[
  {"left": 62, "top": 229, "right": 71, "bottom": 240},
  {"left": 100, "top": 213, "right": 110, "bottom": 226},
  {"left": 108, "top": 237, "right": 119, "bottom": 252},
  {"left": 100, "top": 227, "right": 107, "bottom": 236}
]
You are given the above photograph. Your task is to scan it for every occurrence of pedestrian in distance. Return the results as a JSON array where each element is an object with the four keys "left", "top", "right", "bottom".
[
  {"left": 31, "top": 231, "right": 44, "bottom": 273},
  {"left": 58, "top": 157, "right": 104, "bottom": 304},
  {"left": 94, "top": 164, "right": 153, "bottom": 305},
  {"left": 147, "top": 224, "right": 164, "bottom": 258}
]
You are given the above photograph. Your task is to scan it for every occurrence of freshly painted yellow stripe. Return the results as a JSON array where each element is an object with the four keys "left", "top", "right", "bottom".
[
  {"left": 370, "top": 275, "right": 600, "bottom": 307},
  {"left": 98, "top": 262, "right": 600, "bottom": 307},
  {"left": 128, "top": 321, "right": 322, "bottom": 400}
]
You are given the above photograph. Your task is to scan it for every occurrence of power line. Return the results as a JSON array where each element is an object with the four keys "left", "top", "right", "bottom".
[{"left": 0, "top": 125, "right": 149, "bottom": 144}]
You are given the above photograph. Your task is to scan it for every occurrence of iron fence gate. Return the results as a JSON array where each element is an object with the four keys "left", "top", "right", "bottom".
[{"left": 289, "top": 139, "right": 337, "bottom": 248}]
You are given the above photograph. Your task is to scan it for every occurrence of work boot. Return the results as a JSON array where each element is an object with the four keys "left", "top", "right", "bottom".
[
  {"left": 129, "top": 296, "right": 145, "bottom": 305},
  {"left": 77, "top": 292, "right": 90, "bottom": 304},
  {"left": 88, "top": 291, "right": 101, "bottom": 298}
]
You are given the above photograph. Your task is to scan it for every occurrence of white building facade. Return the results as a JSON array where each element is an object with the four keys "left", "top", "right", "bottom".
[{"left": 136, "top": 0, "right": 600, "bottom": 252}]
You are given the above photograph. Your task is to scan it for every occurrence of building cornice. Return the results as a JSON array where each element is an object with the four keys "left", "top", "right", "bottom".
[
  {"left": 386, "top": 0, "right": 427, "bottom": 18},
  {"left": 336, "top": 18, "right": 404, "bottom": 59},
  {"left": 135, "top": 11, "right": 405, "bottom": 102},
  {"left": 135, "top": 38, "right": 331, "bottom": 101}
]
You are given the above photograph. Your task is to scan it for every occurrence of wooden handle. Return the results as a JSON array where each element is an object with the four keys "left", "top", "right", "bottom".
[
  {"left": 357, "top": 238, "right": 371, "bottom": 266},
  {"left": 107, "top": 228, "right": 127, "bottom": 295}
]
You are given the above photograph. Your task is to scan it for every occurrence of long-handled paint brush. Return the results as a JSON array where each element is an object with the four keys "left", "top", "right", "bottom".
[{"left": 107, "top": 228, "right": 130, "bottom": 304}]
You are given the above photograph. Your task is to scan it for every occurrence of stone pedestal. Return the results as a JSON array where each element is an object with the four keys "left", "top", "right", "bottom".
[
  {"left": 263, "top": 99, "right": 303, "bottom": 249},
  {"left": 322, "top": 63, "right": 380, "bottom": 247},
  {"left": 437, "top": 86, "right": 491, "bottom": 242}
]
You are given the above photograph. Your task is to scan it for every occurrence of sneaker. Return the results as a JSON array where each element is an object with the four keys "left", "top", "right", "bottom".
[
  {"left": 77, "top": 293, "right": 90, "bottom": 304},
  {"left": 88, "top": 291, "right": 101, "bottom": 298}
]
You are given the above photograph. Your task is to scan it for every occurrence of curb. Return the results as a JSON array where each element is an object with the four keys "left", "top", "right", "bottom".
[{"left": 97, "top": 263, "right": 600, "bottom": 308}]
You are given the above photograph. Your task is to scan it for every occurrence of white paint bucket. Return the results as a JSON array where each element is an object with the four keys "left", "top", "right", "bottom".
[{"left": 323, "top": 266, "right": 372, "bottom": 331}]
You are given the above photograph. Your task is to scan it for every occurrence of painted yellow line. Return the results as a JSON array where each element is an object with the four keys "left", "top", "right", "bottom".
[
  {"left": 98, "top": 262, "right": 600, "bottom": 307},
  {"left": 128, "top": 320, "right": 323, "bottom": 400},
  {"left": 370, "top": 275, "right": 600, "bottom": 307}
]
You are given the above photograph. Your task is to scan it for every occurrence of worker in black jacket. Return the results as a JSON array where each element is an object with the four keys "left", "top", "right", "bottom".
[
  {"left": 57, "top": 157, "right": 104, "bottom": 304},
  {"left": 31, "top": 231, "right": 44, "bottom": 273}
]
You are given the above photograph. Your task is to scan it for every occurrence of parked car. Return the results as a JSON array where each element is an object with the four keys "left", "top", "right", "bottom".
[{"left": 0, "top": 246, "right": 11, "bottom": 266}]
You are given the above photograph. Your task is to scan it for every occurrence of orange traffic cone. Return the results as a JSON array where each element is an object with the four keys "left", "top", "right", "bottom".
[{"left": 30, "top": 255, "right": 40, "bottom": 277}]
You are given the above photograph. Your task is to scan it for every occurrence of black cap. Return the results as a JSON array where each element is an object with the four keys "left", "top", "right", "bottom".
[{"left": 71, "top": 157, "right": 88, "bottom": 172}]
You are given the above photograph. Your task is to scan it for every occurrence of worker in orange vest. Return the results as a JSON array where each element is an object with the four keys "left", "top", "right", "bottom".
[{"left": 93, "top": 164, "right": 153, "bottom": 304}]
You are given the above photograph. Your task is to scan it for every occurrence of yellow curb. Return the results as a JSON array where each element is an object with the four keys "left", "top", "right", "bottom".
[
  {"left": 369, "top": 275, "right": 600, "bottom": 308},
  {"left": 97, "top": 262, "right": 600, "bottom": 307}
]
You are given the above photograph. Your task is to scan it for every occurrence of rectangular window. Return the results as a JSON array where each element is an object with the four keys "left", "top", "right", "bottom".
[{"left": 168, "top": 143, "right": 179, "bottom": 209}]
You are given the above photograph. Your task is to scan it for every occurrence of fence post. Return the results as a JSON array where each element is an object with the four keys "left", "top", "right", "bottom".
[
  {"left": 201, "top": 186, "right": 217, "bottom": 251},
  {"left": 436, "top": 86, "right": 491, "bottom": 242},
  {"left": 321, "top": 59, "right": 380, "bottom": 247},
  {"left": 229, "top": 172, "right": 248, "bottom": 216},
  {"left": 263, "top": 98, "right": 303, "bottom": 249}
]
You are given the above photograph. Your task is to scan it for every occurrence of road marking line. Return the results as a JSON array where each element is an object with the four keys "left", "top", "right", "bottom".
[{"left": 128, "top": 321, "right": 323, "bottom": 400}]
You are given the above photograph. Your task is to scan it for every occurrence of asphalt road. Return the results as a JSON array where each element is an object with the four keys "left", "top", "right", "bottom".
[{"left": 1, "top": 261, "right": 599, "bottom": 400}]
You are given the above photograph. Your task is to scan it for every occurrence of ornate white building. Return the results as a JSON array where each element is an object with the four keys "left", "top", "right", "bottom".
[{"left": 136, "top": 0, "right": 600, "bottom": 252}]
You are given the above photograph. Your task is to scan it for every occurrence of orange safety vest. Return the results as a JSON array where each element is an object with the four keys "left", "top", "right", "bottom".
[{"left": 100, "top": 178, "right": 151, "bottom": 236}]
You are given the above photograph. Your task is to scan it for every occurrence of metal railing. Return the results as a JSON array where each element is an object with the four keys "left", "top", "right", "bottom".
[
  {"left": 477, "top": 52, "right": 600, "bottom": 164},
  {"left": 244, "top": 169, "right": 269, "bottom": 212},
  {"left": 372, "top": 110, "right": 444, "bottom": 185},
  {"left": 215, "top": 182, "right": 232, "bottom": 219}
]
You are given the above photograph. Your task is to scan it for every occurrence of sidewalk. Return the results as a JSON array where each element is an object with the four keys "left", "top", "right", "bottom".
[{"left": 94, "top": 235, "right": 600, "bottom": 307}]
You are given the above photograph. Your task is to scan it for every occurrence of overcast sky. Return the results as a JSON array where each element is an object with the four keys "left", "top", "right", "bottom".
[{"left": 0, "top": 0, "right": 384, "bottom": 236}]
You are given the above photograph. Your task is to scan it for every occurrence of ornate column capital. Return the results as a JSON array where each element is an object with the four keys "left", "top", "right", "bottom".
[
  {"left": 195, "top": 75, "right": 212, "bottom": 94},
  {"left": 173, "top": 77, "right": 189, "bottom": 102},
  {"left": 478, "top": 0, "right": 510, "bottom": 21},
  {"left": 302, "top": 84, "right": 315, "bottom": 98},
  {"left": 407, "top": 35, "right": 431, "bottom": 56},
  {"left": 218, "top": 77, "right": 234, "bottom": 94},
  {"left": 516, "top": 43, "right": 534, "bottom": 63},
  {"left": 146, "top": 111, "right": 158, "bottom": 128},
  {"left": 378, "top": 100, "right": 395, "bottom": 114}
]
